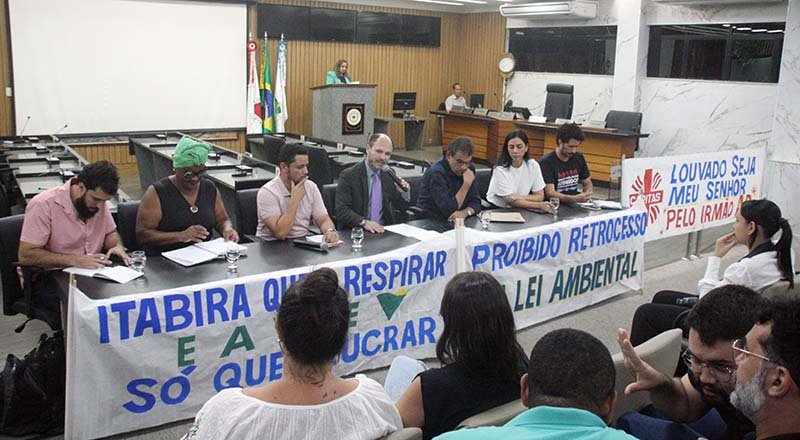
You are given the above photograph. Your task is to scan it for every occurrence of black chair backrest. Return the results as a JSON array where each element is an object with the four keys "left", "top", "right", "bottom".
[
  {"left": 0, "top": 181, "right": 11, "bottom": 218},
  {"left": 0, "top": 214, "right": 24, "bottom": 315},
  {"left": 544, "top": 83, "right": 574, "bottom": 122},
  {"left": 605, "top": 110, "right": 643, "bottom": 133},
  {"left": 306, "top": 145, "right": 334, "bottom": 187},
  {"left": 504, "top": 100, "right": 514, "bottom": 112},
  {"left": 235, "top": 188, "right": 261, "bottom": 236},
  {"left": 116, "top": 201, "right": 141, "bottom": 251},
  {"left": 263, "top": 135, "right": 286, "bottom": 165},
  {"left": 321, "top": 183, "right": 338, "bottom": 225},
  {"left": 405, "top": 174, "right": 424, "bottom": 206},
  {"left": 474, "top": 168, "right": 493, "bottom": 202},
  {"left": 438, "top": 102, "right": 446, "bottom": 111}
]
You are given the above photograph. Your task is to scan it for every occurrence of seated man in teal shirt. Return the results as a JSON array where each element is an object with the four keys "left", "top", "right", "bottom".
[
  {"left": 435, "top": 329, "right": 636, "bottom": 440},
  {"left": 326, "top": 59, "right": 351, "bottom": 84}
]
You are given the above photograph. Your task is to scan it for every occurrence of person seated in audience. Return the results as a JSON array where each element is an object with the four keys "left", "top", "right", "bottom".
[
  {"left": 444, "top": 83, "right": 466, "bottom": 112},
  {"left": 18, "top": 160, "right": 130, "bottom": 328},
  {"left": 136, "top": 136, "right": 238, "bottom": 255},
  {"left": 395, "top": 271, "right": 527, "bottom": 440},
  {"left": 256, "top": 143, "right": 339, "bottom": 243},
  {"left": 539, "top": 122, "right": 593, "bottom": 203},
  {"left": 335, "top": 133, "right": 410, "bottom": 233},
  {"left": 326, "top": 59, "right": 351, "bottom": 84},
  {"left": 186, "top": 268, "right": 402, "bottom": 440},
  {"left": 617, "top": 285, "right": 767, "bottom": 440},
  {"left": 487, "top": 130, "right": 553, "bottom": 211},
  {"left": 629, "top": 199, "right": 793, "bottom": 346},
  {"left": 731, "top": 298, "right": 800, "bottom": 440},
  {"left": 436, "top": 329, "right": 636, "bottom": 440},
  {"left": 417, "top": 136, "right": 481, "bottom": 224}
]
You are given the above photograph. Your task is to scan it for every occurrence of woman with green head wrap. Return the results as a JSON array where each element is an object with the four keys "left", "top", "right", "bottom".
[{"left": 136, "top": 136, "right": 239, "bottom": 255}]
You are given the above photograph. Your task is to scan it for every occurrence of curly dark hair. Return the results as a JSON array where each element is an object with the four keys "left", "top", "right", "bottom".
[
  {"left": 686, "top": 284, "right": 766, "bottom": 346},
  {"left": 75, "top": 160, "right": 119, "bottom": 196},
  {"left": 556, "top": 123, "right": 584, "bottom": 145}
]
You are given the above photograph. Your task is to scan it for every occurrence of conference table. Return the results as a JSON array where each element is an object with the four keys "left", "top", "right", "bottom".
[{"left": 53, "top": 203, "right": 605, "bottom": 303}]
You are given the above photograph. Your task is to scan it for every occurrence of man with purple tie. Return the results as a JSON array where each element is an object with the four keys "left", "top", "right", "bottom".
[{"left": 335, "top": 134, "right": 411, "bottom": 233}]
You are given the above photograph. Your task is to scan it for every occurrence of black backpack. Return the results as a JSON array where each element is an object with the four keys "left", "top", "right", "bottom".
[{"left": 0, "top": 331, "right": 65, "bottom": 436}]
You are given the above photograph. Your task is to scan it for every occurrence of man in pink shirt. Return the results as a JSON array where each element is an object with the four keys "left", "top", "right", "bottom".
[{"left": 256, "top": 143, "right": 340, "bottom": 244}]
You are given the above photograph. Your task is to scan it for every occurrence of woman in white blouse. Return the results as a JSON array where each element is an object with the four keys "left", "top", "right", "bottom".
[
  {"left": 486, "top": 130, "right": 554, "bottom": 212},
  {"left": 186, "top": 268, "right": 402, "bottom": 440},
  {"left": 629, "top": 199, "right": 794, "bottom": 346}
]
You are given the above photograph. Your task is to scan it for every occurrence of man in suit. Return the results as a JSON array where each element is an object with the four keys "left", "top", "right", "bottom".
[{"left": 336, "top": 133, "right": 410, "bottom": 233}]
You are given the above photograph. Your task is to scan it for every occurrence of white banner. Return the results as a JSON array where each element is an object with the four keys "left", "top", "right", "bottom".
[
  {"left": 621, "top": 148, "right": 766, "bottom": 242},
  {"left": 64, "top": 210, "right": 645, "bottom": 439}
]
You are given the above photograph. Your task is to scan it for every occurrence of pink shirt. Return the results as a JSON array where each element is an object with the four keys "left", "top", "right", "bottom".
[
  {"left": 20, "top": 181, "right": 117, "bottom": 256},
  {"left": 256, "top": 176, "right": 328, "bottom": 241}
]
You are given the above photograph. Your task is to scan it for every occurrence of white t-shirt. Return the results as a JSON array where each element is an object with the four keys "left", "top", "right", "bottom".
[
  {"left": 487, "top": 160, "right": 547, "bottom": 208},
  {"left": 186, "top": 375, "right": 402, "bottom": 440},
  {"left": 445, "top": 94, "right": 467, "bottom": 111}
]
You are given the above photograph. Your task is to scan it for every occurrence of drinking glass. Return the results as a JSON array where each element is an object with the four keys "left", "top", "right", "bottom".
[
  {"left": 549, "top": 197, "right": 560, "bottom": 215},
  {"left": 226, "top": 245, "right": 240, "bottom": 272},
  {"left": 479, "top": 211, "right": 491, "bottom": 231},
  {"left": 130, "top": 250, "right": 146, "bottom": 273},
  {"left": 351, "top": 227, "right": 364, "bottom": 251}
]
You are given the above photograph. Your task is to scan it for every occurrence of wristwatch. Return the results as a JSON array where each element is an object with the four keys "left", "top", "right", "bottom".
[
  {"left": 359, "top": 219, "right": 367, "bottom": 227},
  {"left": 327, "top": 228, "right": 338, "bottom": 234}
]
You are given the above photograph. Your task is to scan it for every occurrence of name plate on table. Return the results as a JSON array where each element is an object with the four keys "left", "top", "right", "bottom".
[
  {"left": 528, "top": 115, "right": 547, "bottom": 123},
  {"left": 473, "top": 108, "right": 489, "bottom": 116}
]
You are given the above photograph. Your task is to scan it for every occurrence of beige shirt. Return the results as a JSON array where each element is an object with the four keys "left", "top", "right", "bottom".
[{"left": 256, "top": 176, "right": 328, "bottom": 241}]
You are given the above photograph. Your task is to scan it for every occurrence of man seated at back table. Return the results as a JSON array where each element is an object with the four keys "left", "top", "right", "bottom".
[
  {"left": 256, "top": 143, "right": 340, "bottom": 244},
  {"left": 18, "top": 160, "right": 131, "bottom": 328},
  {"left": 417, "top": 136, "right": 481, "bottom": 229},
  {"left": 539, "top": 122, "right": 593, "bottom": 203},
  {"left": 335, "top": 133, "right": 410, "bottom": 233}
]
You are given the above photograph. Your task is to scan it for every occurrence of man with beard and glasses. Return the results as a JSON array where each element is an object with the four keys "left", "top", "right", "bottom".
[
  {"left": 731, "top": 299, "right": 800, "bottom": 440},
  {"left": 616, "top": 285, "right": 766, "bottom": 440},
  {"left": 18, "top": 160, "right": 129, "bottom": 328},
  {"left": 539, "top": 122, "right": 593, "bottom": 203}
]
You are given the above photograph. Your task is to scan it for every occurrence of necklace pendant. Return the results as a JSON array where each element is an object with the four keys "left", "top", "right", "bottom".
[{"left": 190, "top": 205, "right": 199, "bottom": 214}]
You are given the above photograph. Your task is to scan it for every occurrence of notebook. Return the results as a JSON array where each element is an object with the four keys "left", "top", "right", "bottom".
[
  {"left": 64, "top": 265, "right": 143, "bottom": 284},
  {"left": 162, "top": 238, "right": 247, "bottom": 267}
]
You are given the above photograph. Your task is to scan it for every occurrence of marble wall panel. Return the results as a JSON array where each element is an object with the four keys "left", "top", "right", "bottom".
[{"left": 505, "top": 72, "right": 614, "bottom": 122}]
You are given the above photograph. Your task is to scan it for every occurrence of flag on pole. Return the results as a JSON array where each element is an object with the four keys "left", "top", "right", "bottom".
[
  {"left": 246, "top": 36, "right": 263, "bottom": 135},
  {"left": 274, "top": 34, "right": 288, "bottom": 133},
  {"left": 261, "top": 32, "right": 274, "bottom": 134}
]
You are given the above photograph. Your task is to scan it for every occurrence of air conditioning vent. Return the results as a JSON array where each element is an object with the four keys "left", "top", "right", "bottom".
[{"left": 499, "top": 1, "right": 599, "bottom": 19}]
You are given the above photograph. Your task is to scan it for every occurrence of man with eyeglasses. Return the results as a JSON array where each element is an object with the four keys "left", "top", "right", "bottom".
[
  {"left": 137, "top": 136, "right": 239, "bottom": 255},
  {"left": 417, "top": 136, "right": 481, "bottom": 226},
  {"left": 616, "top": 285, "right": 767, "bottom": 440},
  {"left": 731, "top": 299, "right": 800, "bottom": 440}
]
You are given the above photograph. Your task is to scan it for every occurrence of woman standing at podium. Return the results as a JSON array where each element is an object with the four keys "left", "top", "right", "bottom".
[{"left": 326, "top": 59, "right": 351, "bottom": 84}]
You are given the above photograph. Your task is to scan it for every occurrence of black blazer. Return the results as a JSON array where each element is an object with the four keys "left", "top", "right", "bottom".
[{"left": 335, "top": 161, "right": 409, "bottom": 229}]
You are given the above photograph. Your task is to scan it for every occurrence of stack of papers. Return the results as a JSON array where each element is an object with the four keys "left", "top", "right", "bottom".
[
  {"left": 162, "top": 238, "right": 247, "bottom": 267},
  {"left": 307, "top": 234, "right": 344, "bottom": 247},
  {"left": 384, "top": 224, "right": 441, "bottom": 240},
  {"left": 64, "top": 266, "right": 143, "bottom": 284},
  {"left": 489, "top": 212, "right": 526, "bottom": 223},
  {"left": 593, "top": 200, "right": 623, "bottom": 210}
]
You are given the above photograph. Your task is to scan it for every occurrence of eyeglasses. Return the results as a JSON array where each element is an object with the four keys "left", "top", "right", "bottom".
[
  {"left": 681, "top": 350, "right": 736, "bottom": 383},
  {"left": 181, "top": 168, "right": 207, "bottom": 179},
  {"left": 733, "top": 339, "right": 776, "bottom": 363}
]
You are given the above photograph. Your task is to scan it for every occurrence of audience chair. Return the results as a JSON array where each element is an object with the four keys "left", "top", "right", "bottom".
[
  {"left": 606, "top": 110, "right": 643, "bottom": 150},
  {"left": 456, "top": 399, "right": 526, "bottom": 429},
  {"left": 404, "top": 174, "right": 426, "bottom": 221},
  {"left": 543, "top": 83, "right": 574, "bottom": 122},
  {"left": 474, "top": 168, "right": 493, "bottom": 206},
  {"left": 116, "top": 201, "right": 141, "bottom": 251},
  {"left": 262, "top": 135, "right": 286, "bottom": 165},
  {"left": 380, "top": 428, "right": 423, "bottom": 440},
  {"left": 760, "top": 280, "right": 797, "bottom": 301},
  {"left": 235, "top": 188, "right": 261, "bottom": 241},
  {"left": 611, "top": 328, "right": 683, "bottom": 422},
  {"left": 306, "top": 144, "right": 334, "bottom": 188}
]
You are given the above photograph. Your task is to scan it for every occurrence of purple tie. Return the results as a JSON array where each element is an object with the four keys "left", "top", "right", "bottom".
[{"left": 370, "top": 171, "right": 382, "bottom": 223}]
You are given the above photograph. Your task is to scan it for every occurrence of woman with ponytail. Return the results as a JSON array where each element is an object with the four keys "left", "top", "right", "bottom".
[
  {"left": 629, "top": 199, "right": 794, "bottom": 346},
  {"left": 187, "top": 268, "right": 401, "bottom": 440}
]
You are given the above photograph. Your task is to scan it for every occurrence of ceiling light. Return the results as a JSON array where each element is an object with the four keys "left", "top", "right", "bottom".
[
  {"left": 411, "top": 0, "right": 464, "bottom": 5},
  {"left": 722, "top": 24, "right": 731, "bottom": 27},
  {"left": 751, "top": 29, "right": 768, "bottom": 32},
  {"left": 458, "top": 0, "right": 488, "bottom": 3},
  {"left": 737, "top": 27, "right": 752, "bottom": 31},
  {"left": 500, "top": 1, "right": 598, "bottom": 18},
  {"left": 768, "top": 29, "right": 784, "bottom": 33}
]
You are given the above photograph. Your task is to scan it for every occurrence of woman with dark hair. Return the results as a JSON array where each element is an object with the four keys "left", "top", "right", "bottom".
[
  {"left": 629, "top": 198, "right": 794, "bottom": 346},
  {"left": 187, "top": 268, "right": 401, "bottom": 440},
  {"left": 326, "top": 59, "right": 351, "bottom": 84},
  {"left": 486, "top": 130, "right": 553, "bottom": 211},
  {"left": 395, "top": 271, "right": 527, "bottom": 440}
]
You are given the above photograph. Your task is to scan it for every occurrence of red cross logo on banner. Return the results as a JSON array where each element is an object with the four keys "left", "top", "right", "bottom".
[{"left": 630, "top": 169, "right": 664, "bottom": 223}]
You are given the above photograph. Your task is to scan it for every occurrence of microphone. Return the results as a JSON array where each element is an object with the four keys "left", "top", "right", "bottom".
[
  {"left": 381, "top": 164, "right": 409, "bottom": 193},
  {"left": 52, "top": 124, "right": 68, "bottom": 141},
  {"left": 19, "top": 116, "right": 31, "bottom": 136},
  {"left": 292, "top": 238, "right": 329, "bottom": 252}
]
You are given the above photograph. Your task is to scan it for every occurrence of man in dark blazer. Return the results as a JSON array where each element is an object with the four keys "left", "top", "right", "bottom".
[{"left": 336, "top": 134, "right": 410, "bottom": 233}]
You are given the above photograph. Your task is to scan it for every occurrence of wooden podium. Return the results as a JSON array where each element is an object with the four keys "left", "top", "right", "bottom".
[{"left": 311, "top": 83, "right": 376, "bottom": 147}]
